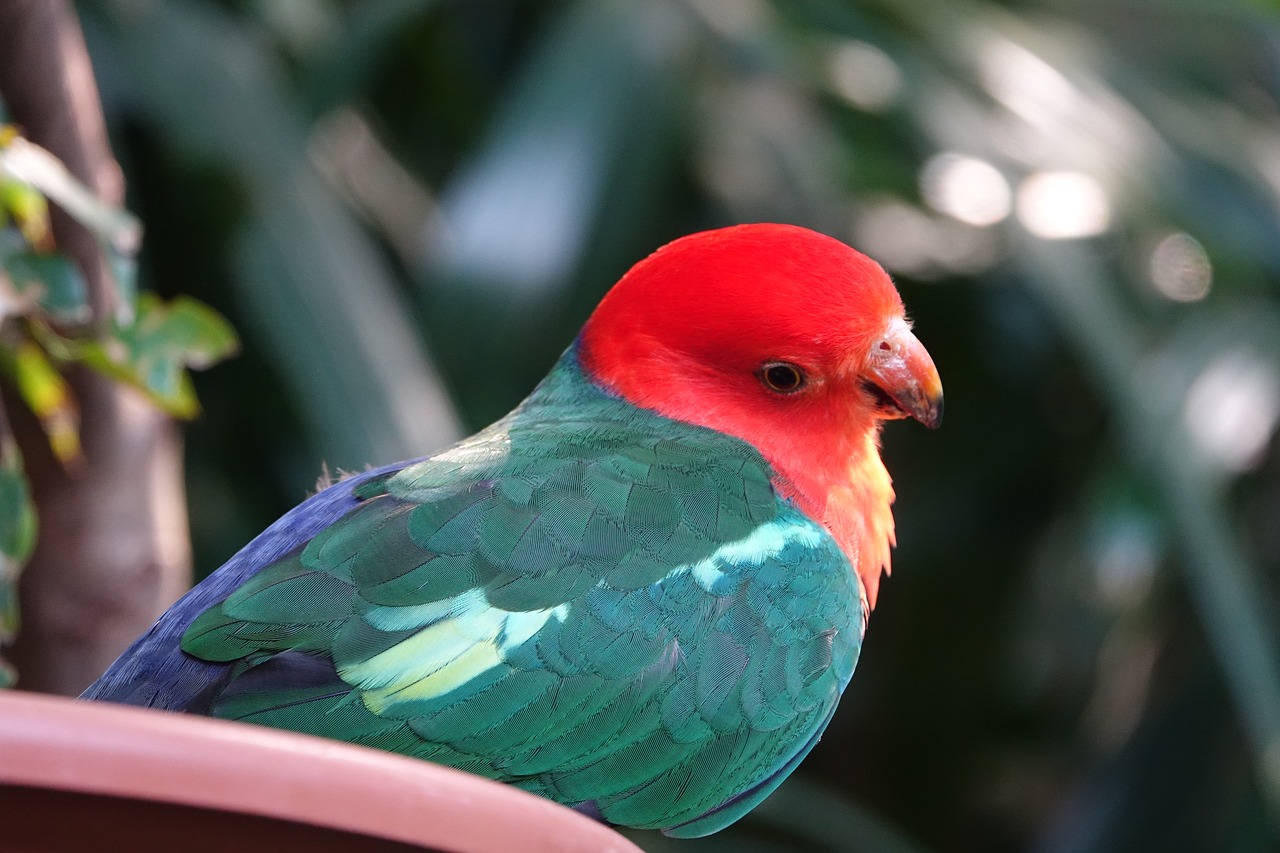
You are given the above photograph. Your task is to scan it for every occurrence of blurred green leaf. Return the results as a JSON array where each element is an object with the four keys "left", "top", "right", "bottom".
[
  {"left": 0, "top": 250, "right": 91, "bottom": 323},
  {"left": 135, "top": 293, "right": 240, "bottom": 370},
  {"left": 7, "top": 340, "right": 81, "bottom": 464},
  {"left": 0, "top": 173, "right": 53, "bottom": 249},
  {"left": 68, "top": 293, "right": 239, "bottom": 419},
  {"left": 0, "top": 430, "right": 36, "bottom": 688},
  {"left": 0, "top": 132, "right": 141, "bottom": 259}
]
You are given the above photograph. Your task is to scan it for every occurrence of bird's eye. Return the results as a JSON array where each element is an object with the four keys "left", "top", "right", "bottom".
[{"left": 759, "top": 362, "right": 805, "bottom": 394}]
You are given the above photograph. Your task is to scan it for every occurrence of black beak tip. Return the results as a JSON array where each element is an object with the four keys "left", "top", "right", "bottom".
[{"left": 924, "top": 395, "right": 944, "bottom": 429}]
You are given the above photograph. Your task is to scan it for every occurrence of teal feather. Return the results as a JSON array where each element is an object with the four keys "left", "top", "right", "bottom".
[{"left": 179, "top": 347, "right": 862, "bottom": 835}]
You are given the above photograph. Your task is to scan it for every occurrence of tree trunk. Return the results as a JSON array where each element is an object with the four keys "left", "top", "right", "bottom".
[{"left": 0, "top": 0, "right": 192, "bottom": 695}]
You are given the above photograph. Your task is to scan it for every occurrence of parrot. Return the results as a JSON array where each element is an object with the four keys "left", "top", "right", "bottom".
[{"left": 83, "top": 223, "right": 943, "bottom": 837}]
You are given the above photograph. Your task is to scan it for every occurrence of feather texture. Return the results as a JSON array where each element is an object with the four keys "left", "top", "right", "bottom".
[{"left": 91, "top": 348, "right": 861, "bottom": 836}]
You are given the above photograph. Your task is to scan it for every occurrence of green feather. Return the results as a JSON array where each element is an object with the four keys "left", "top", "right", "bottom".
[{"left": 180, "top": 348, "right": 862, "bottom": 835}]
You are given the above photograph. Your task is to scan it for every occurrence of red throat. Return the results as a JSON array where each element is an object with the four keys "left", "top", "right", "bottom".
[{"left": 578, "top": 224, "right": 906, "bottom": 611}]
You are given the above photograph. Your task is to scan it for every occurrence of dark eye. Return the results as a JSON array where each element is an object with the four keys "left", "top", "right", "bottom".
[{"left": 759, "top": 362, "right": 805, "bottom": 394}]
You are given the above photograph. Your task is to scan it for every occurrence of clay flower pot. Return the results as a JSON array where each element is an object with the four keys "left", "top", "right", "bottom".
[{"left": 0, "top": 690, "right": 642, "bottom": 853}]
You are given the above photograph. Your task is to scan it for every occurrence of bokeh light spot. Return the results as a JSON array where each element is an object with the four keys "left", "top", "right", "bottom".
[
  {"left": 1016, "top": 170, "right": 1111, "bottom": 239},
  {"left": 921, "top": 153, "right": 1012, "bottom": 226},
  {"left": 1184, "top": 351, "right": 1280, "bottom": 472},
  {"left": 853, "top": 199, "right": 999, "bottom": 278},
  {"left": 978, "top": 38, "right": 1077, "bottom": 129},
  {"left": 1149, "top": 232, "right": 1212, "bottom": 302},
  {"left": 828, "top": 41, "right": 902, "bottom": 112}
]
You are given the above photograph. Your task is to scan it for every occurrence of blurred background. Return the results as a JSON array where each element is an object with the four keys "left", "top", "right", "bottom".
[{"left": 8, "top": 0, "right": 1280, "bottom": 850}]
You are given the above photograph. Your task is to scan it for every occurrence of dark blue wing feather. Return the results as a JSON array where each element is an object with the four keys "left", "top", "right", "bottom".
[{"left": 81, "top": 459, "right": 420, "bottom": 709}]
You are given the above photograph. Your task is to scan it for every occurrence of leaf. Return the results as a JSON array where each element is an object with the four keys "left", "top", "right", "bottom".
[
  {"left": 9, "top": 341, "right": 82, "bottom": 465},
  {"left": 0, "top": 175, "right": 53, "bottom": 250},
  {"left": 0, "top": 430, "right": 36, "bottom": 688},
  {"left": 0, "top": 250, "right": 91, "bottom": 323},
  {"left": 0, "top": 133, "right": 141, "bottom": 256},
  {"left": 72, "top": 293, "right": 239, "bottom": 419},
  {"left": 137, "top": 294, "right": 240, "bottom": 369}
]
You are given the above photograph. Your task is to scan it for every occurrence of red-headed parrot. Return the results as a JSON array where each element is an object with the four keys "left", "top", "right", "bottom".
[{"left": 85, "top": 223, "right": 943, "bottom": 837}]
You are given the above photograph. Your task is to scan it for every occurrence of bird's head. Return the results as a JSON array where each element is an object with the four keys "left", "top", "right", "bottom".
[{"left": 579, "top": 223, "right": 942, "bottom": 609}]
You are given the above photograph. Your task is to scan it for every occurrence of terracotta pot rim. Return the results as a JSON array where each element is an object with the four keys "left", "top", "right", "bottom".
[{"left": 0, "top": 690, "right": 641, "bottom": 853}]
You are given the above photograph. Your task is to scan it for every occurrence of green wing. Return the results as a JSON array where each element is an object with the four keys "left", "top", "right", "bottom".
[{"left": 182, "top": 353, "right": 862, "bottom": 833}]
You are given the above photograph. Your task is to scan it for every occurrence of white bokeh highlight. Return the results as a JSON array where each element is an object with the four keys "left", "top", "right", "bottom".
[
  {"left": 1017, "top": 171, "right": 1112, "bottom": 239},
  {"left": 921, "top": 153, "right": 1012, "bottom": 226}
]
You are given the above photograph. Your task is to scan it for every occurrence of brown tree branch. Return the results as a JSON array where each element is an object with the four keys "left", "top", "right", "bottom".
[{"left": 0, "top": 0, "right": 192, "bottom": 694}]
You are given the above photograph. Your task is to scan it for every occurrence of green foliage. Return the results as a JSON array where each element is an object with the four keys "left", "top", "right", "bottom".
[
  {"left": 58, "top": 294, "right": 239, "bottom": 419},
  {"left": 78, "top": 0, "right": 1280, "bottom": 850},
  {"left": 0, "top": 120, "right": 238, "bottom": 683},
  {"left": 2, "top": 250, "right": 91, "bottom": 324},
  {"left": 0, "top": 431, "right": 34, "bottom": 687}
]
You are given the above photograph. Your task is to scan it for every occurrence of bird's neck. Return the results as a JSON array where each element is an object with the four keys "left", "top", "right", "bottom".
[
  {"left": 572, "top": 342, "right": 895, "bottom": 614},
  {"left": 762, "top": 422, "right": 895, "bottom": 615},
  {"left": 797, "top": 431, "right": 894, "bottom": 613}
]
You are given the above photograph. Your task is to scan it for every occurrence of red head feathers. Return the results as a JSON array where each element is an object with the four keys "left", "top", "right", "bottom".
[{"left": 579, "top": 223, "right": 942, "bottom": 610}]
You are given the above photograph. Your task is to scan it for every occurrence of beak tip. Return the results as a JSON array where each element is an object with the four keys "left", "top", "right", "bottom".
[{"left": 923, "top": 394, "right": 943, "bottom": 429}]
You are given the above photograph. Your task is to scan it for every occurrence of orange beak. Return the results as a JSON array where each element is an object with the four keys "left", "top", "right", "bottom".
[{"left": 862, "top": 319, "right": 944, "bottom": 429}]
